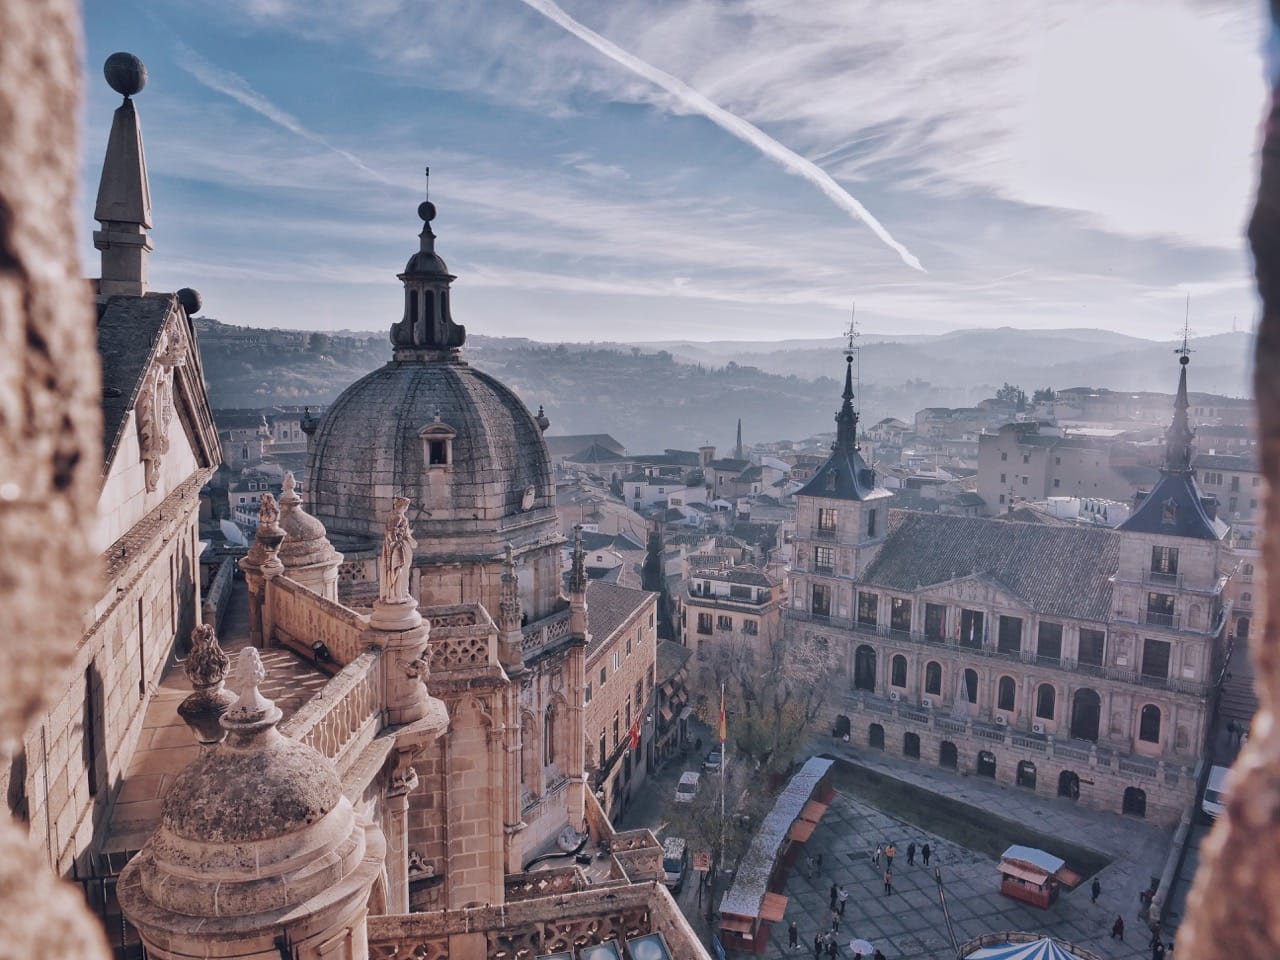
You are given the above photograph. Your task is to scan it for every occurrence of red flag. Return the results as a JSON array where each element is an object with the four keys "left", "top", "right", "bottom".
[{"left": 629, "top": 717, "right": 641, "bottom": 750}]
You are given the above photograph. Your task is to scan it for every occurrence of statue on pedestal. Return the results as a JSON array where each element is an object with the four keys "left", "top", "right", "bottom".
[{"left": 379, "top": 496, "right": 417, "bottom": 604}]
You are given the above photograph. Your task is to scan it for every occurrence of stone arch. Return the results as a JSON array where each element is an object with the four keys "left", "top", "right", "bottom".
[
  {"left": 1123, "top": 786, "right": 1147, "bottom": 817},
  {"left": 1058, "top": 770, "right": 1080, "bottom": 800},
  {"left": 869, "top": 723, "right": 885, "bottom": 750},
  {"left": 1070, "top": 688, "right": 1101, "bottom": 742},
  {"left": 939, "top": 741, "right": 958, "bottom": 769},
  {"left": 904, "top": 731, "right": 921, "bottom": 759},
  {"left": 1139, "top": 703, "right": 1161, "bottom": 744},
  {"left": 1035, "top": 683, "right": 1056, "bottom": 720},
  {"left": 520, "top": 710, "right": 538, "bottom": 793},
  {"left": 854, "top": 644, "right": 877, "bottom": 691},
  {"left": 891, "top": 654, "right": 907, "bottom": 688},
  {"left": 976, "top": 750, "right": 996, "bottom": 779},
  {"left": 833, "top": 714, "right": 851, "bottom": 739},
  {"left": 997, "top": 675, "right": 1016, "bottom": 712},
  {"left": 1237, "top": 615, "right": 1251, "bottom": 640},
  {"left": 1016, "top": 760, "right": 1037, "bottom": 790},
  {"left": 962, "top": 667, "right": 978, "bottom": 705}
]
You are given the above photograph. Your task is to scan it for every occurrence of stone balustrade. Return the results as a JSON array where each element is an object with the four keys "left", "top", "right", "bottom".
[
  {"left": 520, "top": 607, "right": 573, "bottom": 657},
  {"left": 425, "top": 603, "right": 498, "bottom": 674},
  {"left": 280, "top": 650, "right": 384, "bottom": 777},
  {"left": 504, "top": 866, "right": 588, "bottom": 902},
  {"left": 272, "top": 574, "right": 369, "bottom": 666}
]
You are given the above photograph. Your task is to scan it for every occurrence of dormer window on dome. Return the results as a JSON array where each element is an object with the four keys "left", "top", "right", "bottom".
[{"left": 420, "top": 416, "right": 456, "bottom": 467}]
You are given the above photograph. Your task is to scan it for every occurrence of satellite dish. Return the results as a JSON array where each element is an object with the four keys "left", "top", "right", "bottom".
[{"left": 219, "top": 519, "right": 249, "bottom": 547}]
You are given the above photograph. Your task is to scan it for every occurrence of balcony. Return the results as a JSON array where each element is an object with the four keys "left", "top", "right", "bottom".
[
  {"left": 1143, "top": 609, "right": 1179, "bottom": 629},
  {"left": 812, "top": 527, "right": 838, "bottom": 541},
  {"left": 813, "top": 563, "right": 834, "bottom": 575}
]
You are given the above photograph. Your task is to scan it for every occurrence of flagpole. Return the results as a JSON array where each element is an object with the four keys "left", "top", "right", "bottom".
[{"left": 719, "top": 682, "right": 726, "bottom": 877}]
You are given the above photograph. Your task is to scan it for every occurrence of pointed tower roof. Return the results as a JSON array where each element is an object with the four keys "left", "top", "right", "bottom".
[
  {"left": 1119, "top": 344, "right": 1226, "bottom": 540},
  {"left": 94, "top": 53, "right": 153, "bottom": 297},
  {"left": 796, "top": 351, "right": 889, "bottom": 502}
]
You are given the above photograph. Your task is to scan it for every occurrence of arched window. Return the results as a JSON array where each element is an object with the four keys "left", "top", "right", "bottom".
[
  {"left": 891, "top": 655, "right": 907, "bottom": 688},
  {"left": 924, "top": 661, "right": 942, "bottom": 695},
  {"left": 1242, "top": 592, "right": 1253, "bottom": 607},
  {"left": 1244, "top": 563, "right": 1255, "bottom": 578},
  {"left": 963, "top": 668, "right": 978, "bottom": 704},
  {"left": 544, "top": 705, "right": 557, "bottom": 765},
  {"left": 1035, "top": 683, "right": 1056, "bottom": 720},
  {"left": 997, "top": 676, "right": 1016, "bottom": 712},
  {"left": 1139, "top": 704, "right": 1161, "bottom": 743}
]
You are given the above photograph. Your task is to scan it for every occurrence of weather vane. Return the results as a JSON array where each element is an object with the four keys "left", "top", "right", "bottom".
[
  {"left": 844, "top": 302, "right": 859, "bottom": 353},
  {"left": 424, "top": 166, "right": 430, "bottom": 202},
  {"left": 1176, "top": 294, "right": 1194, "bottom": 359}
]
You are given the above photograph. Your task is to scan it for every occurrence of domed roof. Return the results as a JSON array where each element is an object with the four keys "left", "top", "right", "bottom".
[
  {"left": 307, "top": 358, "right": 554, "bottom": 542},
  {"left": 276, "top": 471, "right": 340, "bottom": 569},
  {"left": 162, "top": 727, "right": 342, "bottom": 843}
]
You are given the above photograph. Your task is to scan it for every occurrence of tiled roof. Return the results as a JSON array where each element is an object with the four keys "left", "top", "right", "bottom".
[
  {"left": 656, "top": 639, "right": 692, "bottom": 682},
  {"left": 861, "top": 511, "right": 1119, "bottom": 622},
  {"left": 698, "top": 565, "right": 776, "bottom": 587},
  {"left": 586, "top": 581, "right": 655, "bottom": 656}
]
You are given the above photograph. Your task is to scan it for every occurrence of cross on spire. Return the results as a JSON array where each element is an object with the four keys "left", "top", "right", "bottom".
[
  {"left": 1176, "top": 294, "right": 1194, "bottom": 359},
  {"left": 844, "top": 302, "right": 859, "bottom": 353}
]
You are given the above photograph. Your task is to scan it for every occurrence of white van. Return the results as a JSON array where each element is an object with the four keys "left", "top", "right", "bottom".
[
  {"left": 674, "top": 771, "right": 701, "bottom": 804},
  {"left": 1202, "top": 764, "right": 1232, "bottom": 820},
  {"left": 662, "top": 837, "right": 688, "bottom": 892}
]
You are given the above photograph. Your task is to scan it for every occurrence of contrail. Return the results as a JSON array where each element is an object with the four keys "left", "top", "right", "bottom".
[
  {"left": 176, "top": 43, "right": 394, "bottom": 187},
  {"left": 516, "top": 0, "right": 924, "bottom": 272}
]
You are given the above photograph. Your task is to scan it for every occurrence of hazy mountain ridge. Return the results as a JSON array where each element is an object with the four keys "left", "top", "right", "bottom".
[{"left": 193, "top": 320, "right": 1252, "bottom": 453}]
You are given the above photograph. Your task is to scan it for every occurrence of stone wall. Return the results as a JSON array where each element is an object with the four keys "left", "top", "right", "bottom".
[{"left": 271, "top": 573, "right": 369, "bottom": 665}]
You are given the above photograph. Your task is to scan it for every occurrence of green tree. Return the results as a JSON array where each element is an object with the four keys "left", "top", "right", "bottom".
[{"left": 996, "top": 382, "right": 1028, "bottom": 411}]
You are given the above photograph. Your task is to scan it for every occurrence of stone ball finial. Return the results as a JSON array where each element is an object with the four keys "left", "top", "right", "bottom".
[
  {"left": 177, "top": 287, "right": 202, "bottom": 316},
  {"left": 1180, "top": 354, "right": 1190, "bottom": 366},
  {"left": 418, "top": 200, "right": 437, "bottom": 222},
  {"left": 104, "top": 52, "right": 147, "bottom": 97}
]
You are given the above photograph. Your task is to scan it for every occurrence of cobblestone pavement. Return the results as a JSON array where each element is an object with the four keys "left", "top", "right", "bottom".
[{"left": 741, "top": 736, "right": 1175, "bottom": 960}]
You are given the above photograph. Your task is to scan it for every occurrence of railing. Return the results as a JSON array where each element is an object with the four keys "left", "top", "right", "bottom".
[
  {"left": 271, "top": 575, "right": 369, "bottom": 666},
  {"left": 788, "top": 609, "right": 1211, "bottom": 697},
  {"left": 1143, "top": 609, "right": 1180, "bottom": 629},
  {"left": 812, "top": 528, "right": 838, "bottom": 541},
  {"left": 520, "top": 607, "right": 573, "bottom": 657},
  {"left": 813, "top": 563, "right": 834, "bottom": 574},
  {"left": 280, "top": 650, "right": 383, "bottom": 776}
]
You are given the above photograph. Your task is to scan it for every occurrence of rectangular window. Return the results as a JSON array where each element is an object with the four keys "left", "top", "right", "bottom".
[
  {"left": 626, "top": 636, "right": 632, "bottom": 655},
  {"left": 1037, "top": 621, "right": 1063, "bottom": 664},
  {"left": 625, "top": 696, "right": 632, "bottom": 727},
  {"left": 613, "top": 650, "right": 621, "bottom": 671},
  {"left": 890, "top": 597, "right": 911, "bottom": 632},
  {"left": 1053, "top": 478, "right": 1060, "bottom": 489},
  {"left": 1001, "top": 451, "right": 1008, "bottom": 461},
  {"left": 959, "top": 609, "right": 984, "bottom": 648},
  {"left": 585, "top": 683, "right": 593, "bottom": 704},
  {"left": 924, "top": 603, "right": 946, "bottom": 640},
  {"left": 635, "top": 680, "right": 643, "bottom": 707},
  {"left": 729, "top": 584, "right": 752, "bottom": 600},
  {"left": 1146, "top": 592, "right": 1176, "bottom": 627},
  {"left": 83, "top": 664, "right": 99, "bottom": 797},
  {"left": 613, "top": 712, "right": 620, "bottom": 749},
  {"left": 743, "top": 620, "right": 759, "bottom": 636},
  {"left": 814, "top": 546, "right": 835, "bottom": 572},
  {"left": 1023, "top": 454, "right": 1030, "bottom": 464},
  {"left": 817, "top": 507, "right": 838, "bottom": 531},
  {"left": 697, "top": 612, "right": 713, "bottom": 635},
  {"left": 1231, "top": 476, "right": 1240, "bottom": 492},
  {"left": 1078, "top": 628, "right": 1105, "bottom": 668},
  {"left": 867, "top": 508, "right": 878, "bottom": 537},
  {"left": 1151, "top": 545, "right": 1179, "bottom": 578},
  {"left": 1000, "top": 473, "right": 1006, "bottom": 484},
  {"left": 857, "top": 591, "right": 878, "bottom": 626},
  {"left": 997, "top": 615, "right": 1023, "bottom": 654},
  {"left": 599, "top": 730, "right": 606, "bottom": 767},
  {"left": 1142, "top": 638, "right": 1172, "bottom": 680},
  {"left": 716, "top": 615, "right": 733, "bottom": 631},
  {"left": 812, "top": 584, "right": 832, "bottom": 618},
  {"left": 600, "top": 666, "right": 607, "bottom": 686}
]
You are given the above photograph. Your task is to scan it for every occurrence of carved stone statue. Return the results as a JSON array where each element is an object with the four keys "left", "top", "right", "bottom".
[
  {"left": 379, "top": 496, "right": 417, "bottom": 604},
  {"left": 258, "top": 491, "right": 280, "bottom": 530},
  {"left": 177, "top": 623, "right": 236, "bottom": 746},
  {"left": 184, "top": 623, "right": 229, "bottom": 689}
]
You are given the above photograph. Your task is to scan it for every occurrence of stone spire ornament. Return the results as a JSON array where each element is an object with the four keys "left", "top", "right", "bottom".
[
  {"left": 94, "top": 53, "right": 153, "bottom": 296},
  {"left": 1165, "top": 319, "right": 1196, "bottom": 475},
  {"left": 389, "top": 170, "right": 467, "bottom": 358},
  {"left": 568, "top": 525, "right": 588, "bottom": 597},
  {"left": 276, "top": 470, "right": 343, "bottom": 600},
  {"left": 498, "top": 542, "right": 522, "bottom": 633},
  {"left": 238, "top": 493, "right": 288, "bottom": 646},
  {"left": 224, "top": 646, "right": 280, "bottom": 727},
  {"left": 176, "top": 623, "right": 236, "bottom": 747},
  {"left": 371, "top": 496, "right": 422, "bottom": 631}
]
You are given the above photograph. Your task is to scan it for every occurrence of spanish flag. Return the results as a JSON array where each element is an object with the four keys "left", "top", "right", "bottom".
[
  {"left": 629, "top": 716, "right": 641, "bottom": 750},
  {"left": 719, "top": 684, "right": 727, "bottom": 745}
]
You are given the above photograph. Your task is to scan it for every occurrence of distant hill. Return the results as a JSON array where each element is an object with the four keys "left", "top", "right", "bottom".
[{"left": 193, "top": 319, "right": 1253, "bottom": 453}]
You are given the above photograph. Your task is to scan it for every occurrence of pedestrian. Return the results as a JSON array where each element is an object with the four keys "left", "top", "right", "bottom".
[
  {"left": 1227, "top": 719, "right": 1237, "bottom": 745},
  {"left": 831, "top": 911, "right": 840, "bottom": 934},
  {"left": 830, "top": 883, "right": 838, "bottom": 911},
  {"left": 789, "top": 920, "right": 799, "bottom": 949},
  {"left": 873, "top": 844, "right": 882, "bottom": 868},
  {"left": 826, "top": 938, "right": 838, "bottom": 960},
  {"left": 874, "top": 952, "right": 887, "bottom": 960},
  {"left": 809, "top": 854, "right": 818, "bottom": 880},
  {"left": 1112, "top": 916, "right": 1125, "bottom": 940},
  {"left": 884, "top": 867, "right": 894, "bottom": 895},
  {"left": 907, "top": 841, "right": 916, "bottom": 866},
  {"left": 1152, "top": 940, "right": 1166, "bottom": 960},
  {"left": 814, "top": 932, "right": 823, "bottom": 958},
  {"left": 838, "top": 885, "right": 849, "bottom": 916},
  {"left": 816, "top": 852, "right": 824, "bottom": 874},
  {"left": 1149, "top": 921, "right": 1162, "bottom": 949},
  {"left": 885, "top": 843, "right": 896, "bottom": 868},
  {"left": 922, "top": 842, "right": 931, "bottom": 866},
  {"left": 1091, "top": 877, "right": 1101, "bottom": 904}
]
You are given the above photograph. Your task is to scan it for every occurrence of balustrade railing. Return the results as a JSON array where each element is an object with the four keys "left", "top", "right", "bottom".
[{"left": 280, "top": 650, "right": 383, "bottom": 775}]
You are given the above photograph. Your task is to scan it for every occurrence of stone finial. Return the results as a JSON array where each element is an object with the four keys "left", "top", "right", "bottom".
[
  {"left": 498, "top": 541, "right": 522, "bottom": 633},
  {"left": 281, "top": 471, "right": 298, "bottom": 504},
  {"left": 379, "top": 496, "right": 417, "bottom": 604},
  {"left": 184, "top": 623, "right": 229, "bottom": 689},
  {"left": 177, "top": 623, "right": 237, "bottom": 747},
  {"left": 94, "top": 53, "right": 153, "bottom": 296},
  {"left": 568, "top": 524, "right": 587, "bottom": 596},
  {"left": 224, "top": 647, "right": 276, "bottom": 724}
]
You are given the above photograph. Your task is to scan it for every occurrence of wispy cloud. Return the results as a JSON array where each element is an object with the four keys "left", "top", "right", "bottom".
[
  {"left": 515, "top": 0, "right": 925, "bottom": 272},
  {"left": 174, "top": 41, "right": 396, "bottom": 187}
]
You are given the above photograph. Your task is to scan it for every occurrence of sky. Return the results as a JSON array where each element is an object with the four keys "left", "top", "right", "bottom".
[{"left": 81, "top": 1, "right": 1268, "bottom": 342}]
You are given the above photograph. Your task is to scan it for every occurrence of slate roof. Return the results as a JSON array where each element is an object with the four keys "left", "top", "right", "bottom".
[
  {"left": 1118, "top": 472, "right": 1228, "bottom": 541},
  {"left": 585, "top": 581, "right": 656, "bottom": 657},
  {"left": 99, "top": 293, "right": 177, "bottom": 472},
  {"left": 861, "top": 511, "right": 1120, "bottom": 622},
  {"left": 1194, "top": 452, "right": 1258, "bottom": 471},
  {"left": 739, "top": 465, "right": 762, "bottom": 482},
  {"left": 567, "top": 441, "right": 627, "bottom": 464},
  {"left": 708, "top": 458, "right": 751, "bottom": 473},
  {"left": 544, "top": 433, "right": 625, "bottom": 458},
  {"left": 796, "top": 445, "right": 894, "bottom": 502}
]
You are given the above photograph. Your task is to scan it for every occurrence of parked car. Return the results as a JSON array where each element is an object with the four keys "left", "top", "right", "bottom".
[
  {"left": 674, "top": 770, "right": 701, "bottom": 804},
  {"left": 662, "top": 837, "right": 688, "bottom": 892},
  {"left": 702, "top": 748, "right": 723, "bottom": 773},
  {"left": 1202, "top": 764, "right": 1232, "bottom": 820}
]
